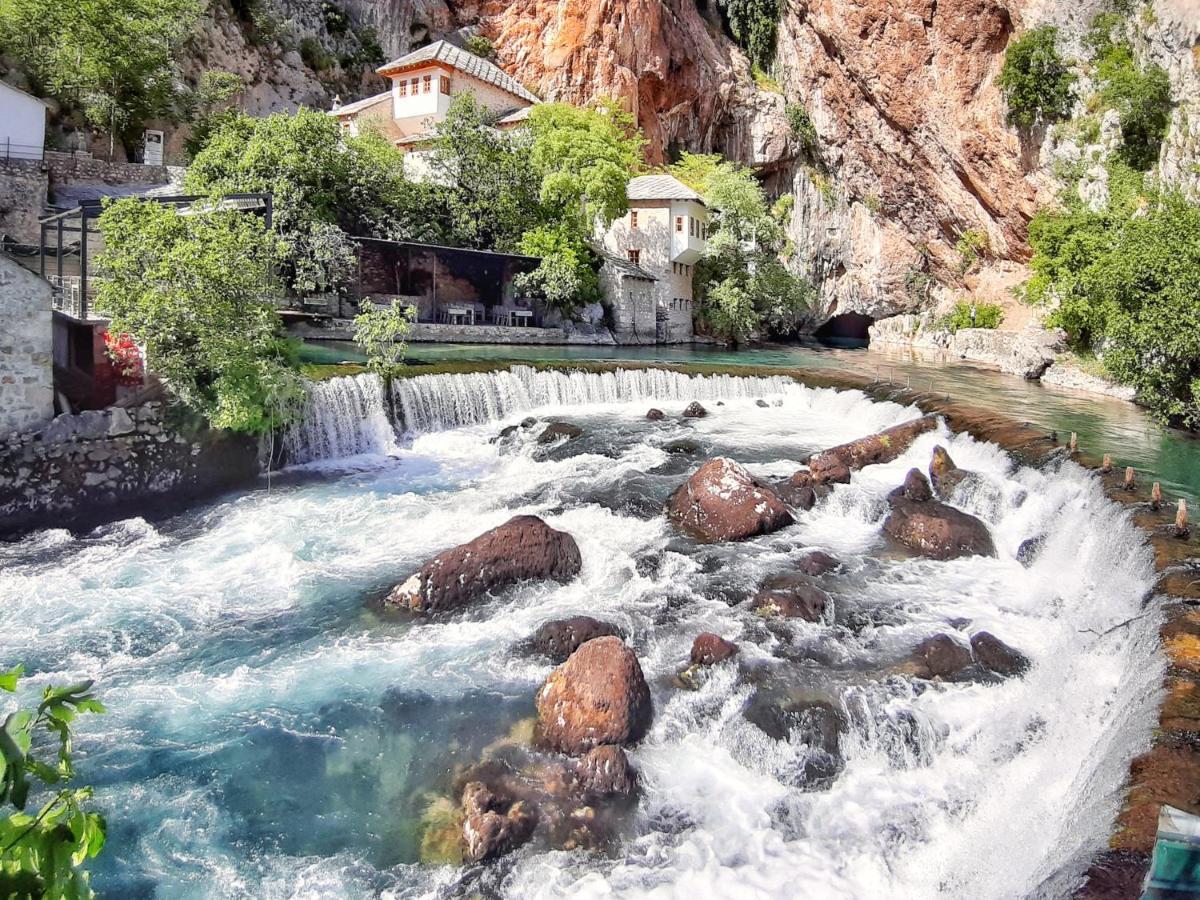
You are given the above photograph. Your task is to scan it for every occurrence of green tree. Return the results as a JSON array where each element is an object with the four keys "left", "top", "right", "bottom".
[
  {"left": 715, "top": 0, "right": 780, "bottom": 70},
  {"left": 186, "top": 109, "right": 432, "bottom": 294},
  {"left": 514, "top": 224, "right": 602, "bottom": 313},
  {"left": 997, "top": 26, "right": 1076, "bottom": 130},
  {"left": 96, "top": 198, "right": 304, "bottom": 434},
  {"left": 0, "top": 0, "right": 201, "bottom": 159},
  {"left": 0, "top": 666, "right": 106, "bottom": 899},
  {"left": 183, "top": 71, "right": 245, "bottom": 159},
  {"left": 1027, "top": 164, "right": 1200, "bottom": 428},
  {"left": 353, "top": 299, "right": 415, "bottom": 379},
  {"left": 427, "top": 94, "right": 544, "bottom": 252},
  {"left": 1091, "top": 31, "right": 1172, "bottom": 170}
]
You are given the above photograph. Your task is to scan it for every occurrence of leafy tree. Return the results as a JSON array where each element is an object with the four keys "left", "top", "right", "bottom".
[
  {"left": 353, "top": 299, "right": 415, "bottom": 379},
  {"left": 427, "top": 94, "right": 544, "bottom": 252},
  {"left": 0, "top": 0, "right": 201, "bottom": 159},
  {"left": 464, "top": 35, "right": 495, "bottom": 59},
  {"left": 514, "top": 225, "right": 602, "bottom": 313},
  {"left": 1027, "top": 164, "right": 1200, "bottom": 428},
  {"left": 997, "top": 26, "right": 1076, "bottom": 130},
  {"left": 0, "top": 665, "right": 106, "bottom": 899},
  {"left": 715, "top": 0, "right": 780, "bottom": 70},
  {"left": 1090, "top": 28, "right": 1172, "bottom": 170},
  {"left": 186, "top": 109, "right": 433, "bottom": 293},
  {"left": 183, "top": 71, "right": 245, "bottom": 159},
  {"left": 671, "top": 152, "right": 812, "bottom": 343},
  {"left": 96, "top": 198, "right": 304, "bottom": 434}
]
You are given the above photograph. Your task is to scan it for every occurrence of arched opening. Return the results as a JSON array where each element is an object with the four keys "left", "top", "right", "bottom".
[{"left": 815, "top": 312, "right": 874, "bottom": 348}]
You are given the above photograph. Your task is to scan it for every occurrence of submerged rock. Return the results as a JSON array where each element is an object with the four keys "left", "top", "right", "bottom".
[
  {"left": 666, "top": 457, "right": 794, "bottom": 542},
  {"left": 576, "top": 745, "right": 637, "bottom": 798},
  {"left": 750, "top": 573, "right": 830, "bottom": 622},
  {"left": 682, "top": 401, "right": 708, "bottom": 418},
  {"left": 461, "top": 780, "right": 537, "bottom": 862},
  {"left": 526, "top": 616, "right": 621, "bottom": 664},
  {"left": 690, "top": 632, "right": 739, "bottom": 665},
  {"left": 794, "top": 550, "right": 841, "bottom": 576},
  {"left": 1016, "top": 535, "right": 1046, "bottom": 567},
  {"left": 385, "top": 515, "right": 582, "bottom": 613},
  {"left": 744, "top": 696, "right": 846, "bottom": 786},
  {"left": 535, "top": 636, "right": 653, "bottom": 756},
  {"left": 755, "top": 398, "right": 770, "bottom": 408},
  {"left": 912, "top": 634, "right": 974, "bottom": 679},
  {"left": 538, "top": 421, "right": 584, "bottom": 444},
  {"left": 804, "top": 415, "right": 938, "bottom": 484},
  {"left": 929, "top": 445, "right": 970, "bottom": 499},
  {"left": 970, "top": 631, "right": 1031, "bottom": 676},
  {"left": 646, "top": 408, "right": 665, "bottom": 421},
  {"left": 663, "top": 438, "right": 702, "bottom": 455},
  {"left": 883, "top": 471, "right": 996, "bottom": 560}
]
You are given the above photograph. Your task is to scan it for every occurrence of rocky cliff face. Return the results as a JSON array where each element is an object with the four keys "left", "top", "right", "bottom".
[{"left": 192, "top": 0, "right": 1200, "bottom": 325}]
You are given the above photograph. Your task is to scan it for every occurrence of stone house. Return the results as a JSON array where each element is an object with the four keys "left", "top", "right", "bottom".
[
  {"left": 598, "top": 174, "right": 708, "bottom": 343},
  {"left": 330, "top": 39, "right": 539, "bottom": 176},
  {"left": 0, "top": 252, "right": 54, "bottom": 435}
]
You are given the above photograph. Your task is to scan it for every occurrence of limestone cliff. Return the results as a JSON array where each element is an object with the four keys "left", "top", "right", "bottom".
[{"left": 188, "top": 0, "right": 1200, "bottom": 324}]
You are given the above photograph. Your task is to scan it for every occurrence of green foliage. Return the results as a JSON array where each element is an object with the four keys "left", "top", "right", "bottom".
[
  {"left": 321, "top": 1, "right": 349, "bottom": 35},
  {"left": 514, "top": 225, "right": 601, "bottom": 314},
  {"left": 1027, "top": 166, "right": 1200, "bottom": 427},
  {"left": 670, "top": 152, "right": 813, "bottom": 342},
  {"left": 427, "top": 95, "right": 544, "bottom": 252},
  {"left": 939, "top": 301, "right": 1003, "bottom": 332},
  {"left": 0, "top": 666, "right": 106, "bottom": 899},
  {"left": 186, "top": 109, "right": 431, "bottom": 293},
  {"left": 785, "top": 104, "right": 820, "bottom": 160},
  {"left": 0, "top": 0, "right": 201, "bottom": 155},
  {"left": 353, "top": 299, "right": 415, "bottom": 379},
  {"left": 96, "top": 198, "right": 304, "bottom": 434},
  {"left": 300, "top": 36, "right": 336, "bottom": 72},
  {"left": 1088, "top": 20, "right": 1172, "bottom": 171},
  {"left": 464, "top": 35, "right": 495, "bottom": 59},
  {"left": 997, "top": 26, "right": 1076, "bottom": 129},
  {"left": 905, "top": 269, "right": 936, "bottom": 302},
  {"left": 715, "top": 0, "right": 780, "bottom": 70},
  {"left": 752, "top": 66, "right": 782, "bottom": 94},
  {"left": 184, "top": 71, "right": 245, "bottom": 160},
  {"left": 955, "top": 228, "right": 990, "bottom": 272}
]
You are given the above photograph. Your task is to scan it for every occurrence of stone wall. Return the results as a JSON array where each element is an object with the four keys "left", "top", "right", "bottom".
[
  {"left": 0, "top": 253, "right": 54, "bottom": 435},
  {"left": 0, "top": 402, "right": 261, "bottom": 539},
  {"left": 42, "top": 151, "right": 174, "bottom": 191},
  {"left": 290, "top": 319, "right": 617, "bottom": 345},
  {"left": 0, "top": 159, "right": 49, "bottom": 243}
]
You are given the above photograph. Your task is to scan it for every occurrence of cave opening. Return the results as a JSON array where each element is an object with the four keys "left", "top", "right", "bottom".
[{"left": 814, "top": 312, "right": 874, "bottom": 348}]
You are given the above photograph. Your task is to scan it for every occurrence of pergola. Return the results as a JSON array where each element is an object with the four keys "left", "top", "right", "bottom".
[{"left": 38, "top": 193, "right": 273, "bottom": 321}]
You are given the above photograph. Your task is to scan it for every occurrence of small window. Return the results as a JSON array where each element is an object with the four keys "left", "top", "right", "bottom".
[
  {"left": 627, "top": 249, "right": 640, "bottom": 265},
  {"left": 675, "top": 216, "right": 683, "bottom": 233},
  {"left": 630, "top": 211, "right": 638, "bottom": 228},
  {"left": 423, "top": 75, "right": 432, "bottom": 93},
  {"left": 411, "top": 78, "right": 419, "bottom": 93},
  {"left": 440, "top": 76, "right": 451, "bottom": 95},
  {"left": 398, "top": 81, "right": 408, "bottom": 97}
]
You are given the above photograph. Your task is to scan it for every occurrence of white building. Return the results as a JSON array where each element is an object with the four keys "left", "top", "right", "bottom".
[
  {"left": 598, "top": 174, "right": 708, "bottom": 343},
  {"left": 330, "top": 40, "right": 538, "bottom": 151},
  {"left": 0, "top": 81, "right": 48, "bottom": 161}
]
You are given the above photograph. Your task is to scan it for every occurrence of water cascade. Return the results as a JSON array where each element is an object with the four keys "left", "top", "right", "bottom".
[{"left": 0, "top": 368, "right": 1164, "bottom": 898}]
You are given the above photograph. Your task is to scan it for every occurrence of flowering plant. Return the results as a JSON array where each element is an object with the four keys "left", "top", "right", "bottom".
[{"left": 103, "top": 331, "right": 144, "bottom": 386}]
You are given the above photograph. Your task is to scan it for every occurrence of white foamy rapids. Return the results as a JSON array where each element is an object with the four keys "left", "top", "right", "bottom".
[
  {"left": 285, "top": 366, "right": 829, "bottom": 463},
  {"left": 0, "top": 377, "right": 1163, "bottom": 900}
]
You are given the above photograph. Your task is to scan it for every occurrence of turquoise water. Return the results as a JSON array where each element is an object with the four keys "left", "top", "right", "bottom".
[{"left": 301, "top": 340, "right": 1200, "bottom": 504}]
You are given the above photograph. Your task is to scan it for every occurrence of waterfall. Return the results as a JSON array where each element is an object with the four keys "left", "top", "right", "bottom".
[{"left": 284, "top": 366, "right": 804, "bottom": 464}]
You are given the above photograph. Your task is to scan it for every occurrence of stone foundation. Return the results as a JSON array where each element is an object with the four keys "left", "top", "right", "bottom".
[
  {"left": 0, "top": 402, "right": 260, "bottom": 539},
  {"left": 0, "top": 159, "right": 50, "bottom": 244},
  {"left": 0, "top": 253, "right": 54, "bottom": 435},
  {"left": 290, "top": 319, "right": 618, "bottom": 345}
]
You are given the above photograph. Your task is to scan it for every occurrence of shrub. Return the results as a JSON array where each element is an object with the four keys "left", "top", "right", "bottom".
[
  {"left": 321, "top": 1, "right": 349, "bottom": 35},
  {"left": 353, "top": 299, "right": 415, "bottom": 379},
  {"left": 1096, "top": 46, "right": 1172, "bottom": 170},
  {"left": 939, "top": 301, "right": 1004, "bottom": 332},
  {"left": 716, "top": 0, "right": 780, "bottom": 70},
  {"left": 786, "top": 104, "right": 820, "bottom": 159},
  {"left": 464, "top": 35, "right": 494, "bottom": 59},
  {"left": 955, "top": 228, "right": 990, "bottom": 272},
  {"left": 300, "top": 36, "right": 335, "bottom": 71},
  {"left": 997, "top": 26, "right": 1075, "bottom": 129}
]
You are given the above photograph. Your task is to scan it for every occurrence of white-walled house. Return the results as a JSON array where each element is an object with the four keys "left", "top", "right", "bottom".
[
  {"left": 598, "top": 174, "right": 708, "bottom": 343},
  {"left": 330, "top": 40, "right": 539, "bottom": 151},
  {"left": 0, "top": 81, "right": 48, "bottom": 161}
]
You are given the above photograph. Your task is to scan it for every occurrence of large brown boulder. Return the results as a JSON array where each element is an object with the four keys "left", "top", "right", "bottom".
[
  {"left": 666, "top": 457, "right": 794, "bottom": 542},
  {"left": 970, "top": 632, "right": 1030, "bottom": 676},
  {"left": 535, "top": 636, "right": 653, "bottom": 756},
  {"left": 883, "top": 471, "right": 995, "bottom": 560},
  {"left": 750, "top": 573, "right": 830, "bottom": 622},
  {"left": 526, "top": 616, "right": 620, "bottom": 664},
  {"left": 690, "top": 632, "right": 739, "bottom": 665},
  {"left": 804, "top": 415, "right": 938, "bottom": 484},
  {"left": 385, "top": 516, "right": 582, "bottom": 613},
  {"left": 461, "top": 781, "right": 537, "bottom": 862},
  {"left": 575, "top": 745, "right": 637, "bottom": 798},
  {"left": 912, "top": 634, "right": 974, "bottom": 679},
  {"left": 795, "top": 550, "right": 841, "bottom": 576},
  {"left": 775, "top": 470, "right": 818, "bottom": 510}
]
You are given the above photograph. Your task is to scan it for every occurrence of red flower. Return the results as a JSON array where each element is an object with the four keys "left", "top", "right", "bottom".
[{"left": 103, "top": 331, "right": 145, "bottom": 387}]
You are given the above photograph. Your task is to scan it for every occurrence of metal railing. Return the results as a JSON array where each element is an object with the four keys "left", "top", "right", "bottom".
[{"left": 0, "top": 138, "right": 45, "bottom": 162}]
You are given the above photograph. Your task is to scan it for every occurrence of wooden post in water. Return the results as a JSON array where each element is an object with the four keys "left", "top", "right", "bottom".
[
  {"left": 1176, "top": 500, "right": 1191, "bottom": 540},
  {"left": 1151, "top": 482, "right": 1163, "bottom": 510},
  {"left": 1101, "top": 453, "right": 1113, "bottom": 474},
  {"left": 1069, "top": 432, "right": 1078, "bottom": 454},
  {"left": 1124, "top": 467, "right": 1136, "bottom": 492}
]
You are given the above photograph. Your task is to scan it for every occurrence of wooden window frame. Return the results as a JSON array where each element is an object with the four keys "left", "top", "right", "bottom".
[
  {"left": 675, "top": 216, "right": 683, "bottom": 233},
  {"left": 439, "top": 76, "right": 451, "bottom": 95},
  {"left": 423, "top": 74, "right": 432, "bottom": 93},
  {"left": 630, "top": 210, "right": 638, "bottom": 228},
  {"left": 627, "top": 249, "right": 640, "bottom": 265}
]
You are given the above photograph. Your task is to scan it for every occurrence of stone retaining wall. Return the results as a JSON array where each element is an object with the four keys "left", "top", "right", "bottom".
[
  {"left": 0, "top": 159, "right": 49, "bottom": 243},
  {"left": 0, "top": 402, "right": 260, "bottom": 539},
  {"left": 290, "top": 319, "right": 618, "bottom": 345},
  {"left": 42, "top": 151, "right": 173, "bottom": 190},
  {"left": 0, "top": 253, "right": 54, "bottom": 435}
]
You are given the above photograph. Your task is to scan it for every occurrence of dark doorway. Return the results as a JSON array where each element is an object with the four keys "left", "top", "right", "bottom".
[{"left": 815, "top": 312, "right": 874, "bottom": 348}]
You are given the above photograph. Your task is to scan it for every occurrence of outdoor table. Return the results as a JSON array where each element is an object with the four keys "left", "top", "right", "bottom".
[{"left": 512, "top": 309, "right": 533, "bottom": 327}]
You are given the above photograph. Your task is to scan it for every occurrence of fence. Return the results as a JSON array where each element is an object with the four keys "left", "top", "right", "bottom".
[{"left": 0, "top": 138, "right": 45, "bottom": 162}]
